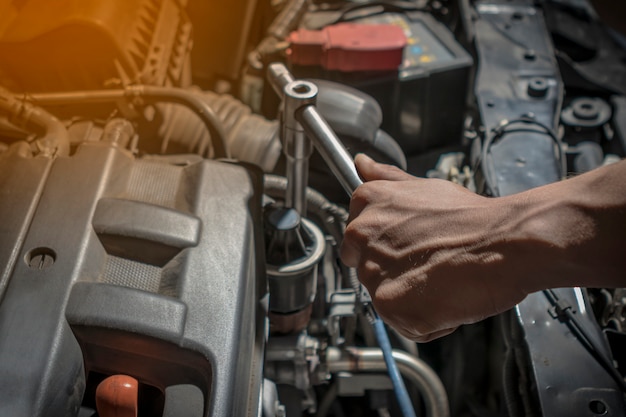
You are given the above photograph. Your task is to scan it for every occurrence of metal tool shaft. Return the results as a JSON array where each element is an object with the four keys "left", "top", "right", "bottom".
[
  {"left": 296, "top": 105, "right": 363, "bottom": 195},
  {"left": 268, "top": 63, "right": 363, "bottom": 200}
]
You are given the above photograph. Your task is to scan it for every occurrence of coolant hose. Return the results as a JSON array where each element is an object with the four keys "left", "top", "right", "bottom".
[
  {"left": 326, "top": 346, "right": 450, "bottom": 417},
  {"left": 0, "top": 88, "right": 70, "bottom": 157},
  {"left": 156, "top": 89, "right": 280, "bottom": 171},
  {"left": 25, "top": 85, "right": 229, "bottom": 158}
]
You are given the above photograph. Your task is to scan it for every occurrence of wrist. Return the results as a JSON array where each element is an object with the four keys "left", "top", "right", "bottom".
[
  {"left": 498, "top": 162, "right": 626, "bottom": 292},
  {"left": 506, "top": 187, "right": 591, "bottom": 292}
]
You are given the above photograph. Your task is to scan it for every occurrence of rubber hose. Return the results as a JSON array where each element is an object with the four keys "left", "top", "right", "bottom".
[
  {"left": 1, "top": 88, "right": 70, "bottom": 157},
  {"left": 158, "top": 89, "right": 280, "bottom": 170},
  {"left": 26, "top": 86, "right": 229, "bottom": 158},
  {"left": 326, "top": 347, "right": 450, "bottom": 417},
  {"left": 503, "top": 349, "right": 524, "bottom": 417},
  {"left": 373, "top": 316, "right": 417, "bottom": 417},
  {"left": 315, "top": 383, "right": 339, "bottom": 417}
]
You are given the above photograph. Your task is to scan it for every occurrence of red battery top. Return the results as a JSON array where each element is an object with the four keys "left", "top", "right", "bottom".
[{"left": 287, "top": 23, "right": 406, "bottom": 72}]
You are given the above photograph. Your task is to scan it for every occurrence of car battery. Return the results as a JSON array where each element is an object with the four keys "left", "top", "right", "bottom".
[{"left": 289, "top": 12, "right": 473, "bottom": 155}]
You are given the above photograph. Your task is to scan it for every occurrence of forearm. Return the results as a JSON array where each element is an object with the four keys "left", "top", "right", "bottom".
[
  {"left": 500, "top": 160, "right": 626, "bottom": 291},
  {"left": 340, "top": 154, "right": 625, "bottom": 341}
]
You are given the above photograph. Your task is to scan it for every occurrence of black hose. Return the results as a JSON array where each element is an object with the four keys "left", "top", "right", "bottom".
[
  {"left": 315, "top": 382, "right": 339, "bottom": 417},
  {"left": 0, "top": 88, "right": 70, "bottom": 157},
  {"left": 502, "top": 349, "right": 524, "bottom": 417},
  {"left": 156, "top": 89, "right": 280, "bottom": 171},
  {"left": 331, "top": 1, "right": 425, "bottom": 24},
  {"left": 134, "top": 86, "right": 229, "bottom": 159},
  {"left": 25, "top": 85, "right": 229, "bottom": 159},
  {"left": 500, "top": 313, "right": 524, "bottom": 417}
]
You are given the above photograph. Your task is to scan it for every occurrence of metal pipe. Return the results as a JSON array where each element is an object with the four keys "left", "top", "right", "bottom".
[
  {"left": 250, "top": 0, "right": 309, "bottom": 70},
  {"left": 27, "top": 89, "right": 123, "bottom": 104},
  {"left": 25, "top": 85, "right": 229, "bottom": 158},
  {"left": 284, "top": 142, "right": 310, "bottom": 214},
  {"left": 326, "top": 347, "right": 450, "bottom": 417},
  {"left": 0, "top": 88, "right": 70, "bottom": 157},
  {"left": 267, "top": 0, "right": 309, "bottom": 40},
  {"left": 297, "top": 105, "right": 363, "bottom": 195},
  {"left": 281, "top": 80, "right": 317, "bottom": 214}
]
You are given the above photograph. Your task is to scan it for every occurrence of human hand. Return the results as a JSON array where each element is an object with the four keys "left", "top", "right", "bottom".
[{"left": 340, "top": 154, "right": 529, "bottom": 342}]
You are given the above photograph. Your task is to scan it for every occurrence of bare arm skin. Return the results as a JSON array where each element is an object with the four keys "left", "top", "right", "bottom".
[{"left": 340, "top": 154, "right": 626, "bottom": 342}]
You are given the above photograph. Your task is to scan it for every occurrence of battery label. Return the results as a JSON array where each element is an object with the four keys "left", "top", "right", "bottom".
[{"left": 358, "top": 13, "right": 454, "bottom": 69}]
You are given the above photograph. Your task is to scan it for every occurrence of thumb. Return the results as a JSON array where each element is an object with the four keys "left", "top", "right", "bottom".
[{"left": 355, "top": 153, "right": 414, "bottom": 182}]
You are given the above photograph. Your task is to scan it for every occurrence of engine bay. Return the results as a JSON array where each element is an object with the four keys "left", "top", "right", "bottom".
[{"left": 0, "top": 0, "right": 625, "bottom": 416}]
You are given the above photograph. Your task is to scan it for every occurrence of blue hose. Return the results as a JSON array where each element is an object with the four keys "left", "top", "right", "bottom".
[{"left": 372, "top": 312, "right": 418, "bottom": 417}]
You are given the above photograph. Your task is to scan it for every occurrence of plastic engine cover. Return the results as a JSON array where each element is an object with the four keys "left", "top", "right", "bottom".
[{"left": 0, "top": 142, "right": 266, "bottom": 416}]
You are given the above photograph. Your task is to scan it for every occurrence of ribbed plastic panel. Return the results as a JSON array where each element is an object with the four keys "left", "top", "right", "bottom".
[{"left": 0, "top": 0, "right": 191, "bottom": 91}]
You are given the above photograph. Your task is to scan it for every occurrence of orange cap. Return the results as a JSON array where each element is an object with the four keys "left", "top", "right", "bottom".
[{"left": 95, "top": 374, "right": 139, "bottom": 417}]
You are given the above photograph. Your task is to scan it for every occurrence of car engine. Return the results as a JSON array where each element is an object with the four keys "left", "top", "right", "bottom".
[{"left": 0, "top": 0, "right": 625, "bottom": 416}]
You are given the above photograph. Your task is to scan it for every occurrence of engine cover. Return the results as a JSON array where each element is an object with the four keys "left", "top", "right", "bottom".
[{"left": 0, "top": 143, "right": 266, "bottom": 416}]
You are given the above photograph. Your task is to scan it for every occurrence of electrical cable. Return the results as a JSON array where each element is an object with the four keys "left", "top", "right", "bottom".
[
  {"left": 543, "top": 289, "right": 626, "bottom": 393},
  {"left": 480, "top": 116, "right": 566, "bottom": 194},
  {"left": 326, "top": 0, "right": 426, "bottom": 24}
]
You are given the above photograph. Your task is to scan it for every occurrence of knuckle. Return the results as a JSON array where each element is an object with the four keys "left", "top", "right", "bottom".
[
  {"left": 351, "top": 183, "right": 378, "bottom": 204},
  {"left": 357, "top": 259, "right": 383, "bottom": 288},
  {"left": 383, "top": 164, "right": 405, "bottom": 176},
  {"left": 339, "top": 238, "right": 359, "bottom": 267},
  {"left": 342, "top": 222, "right": 365, "bottom": 245}
]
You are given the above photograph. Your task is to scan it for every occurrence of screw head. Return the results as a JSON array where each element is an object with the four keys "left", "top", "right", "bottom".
[{"left": 25, "top": 247, "right": 56, "bottom": 270}]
